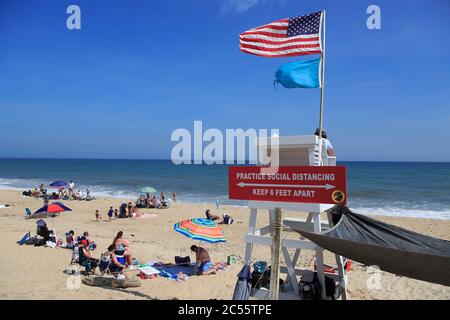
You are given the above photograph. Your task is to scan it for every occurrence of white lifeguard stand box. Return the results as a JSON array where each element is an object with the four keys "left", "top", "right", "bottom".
[{"left": 243, "top": 135, "right": 348, "bottom": 300}]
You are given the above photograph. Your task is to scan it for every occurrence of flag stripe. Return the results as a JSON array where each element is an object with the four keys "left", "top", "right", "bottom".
[
  {"left": 240, "top": 36, "right": 320, "bottom": 45},
  {"left": 241, "top": 30, "right": 288, "bottom": 37},
  {"left": 240, "top": 41, "right": 320, "bottom": 51},
  {"left": 254, "top": 24, "right": 288, "bottom": 31},
  {"left": 241, "top": 47, "right": 322, "bottom": 58}
]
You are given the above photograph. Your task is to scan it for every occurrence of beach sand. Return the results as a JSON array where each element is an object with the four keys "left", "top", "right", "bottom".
[{"left": 0, "top": 189, "right": 449, "bottom": 300}]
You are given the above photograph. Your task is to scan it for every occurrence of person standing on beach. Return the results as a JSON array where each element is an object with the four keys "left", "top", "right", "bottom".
[
  {"left": 95, "top": 210, "right": 101, "bottom": 221},
  {"left": 68, "top": 180, "right": 75, "bottom": 197},
  {"left": 172, "top": 192, "right": 176, "bottom": 203},
  {"left": 108, "top": 206, "right": 114, "bottom": 221},
  {"left": 314, "top": 128, "right": 335, "bottom": 156}
]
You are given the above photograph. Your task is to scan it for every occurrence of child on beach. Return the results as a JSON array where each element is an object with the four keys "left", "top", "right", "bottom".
[
  {"left": 172, "top": 192, "right": 176, "bottom": 203},
  {"left": 108, "top": 206, "right": 113, "bottom": 221},
  {"left": 95, "top": 210, "right": 101, "bottom": 221},
  {"left": 114, "top": 208, "right": 118, "bottom": 218}
]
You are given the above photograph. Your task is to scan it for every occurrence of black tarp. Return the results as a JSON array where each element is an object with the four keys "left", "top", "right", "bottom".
[
  {"left": 232, "top": 264, "right": 252, "bottom": 300},
  {"left": 293, "top": 206, "right": 450, "bottom": 286}
]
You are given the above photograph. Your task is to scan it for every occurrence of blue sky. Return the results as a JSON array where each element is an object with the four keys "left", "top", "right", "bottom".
[{"left": 0, "top": 0, "right": 449, "bottom": 161}]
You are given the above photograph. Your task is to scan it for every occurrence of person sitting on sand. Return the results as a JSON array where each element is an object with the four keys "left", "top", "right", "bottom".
[
  {"left": 36, "top": 219, "right": 52, "bottom": 242},
  {"left": 78, "top": 231, "right": 96, "bottom": 250},
  {"left": 73, "top": 189, "right": 83, "bottom": 200},
  {"left": 112, "top": 231, "right": 134, "bottom": 269},
  {"left": 130, "top": 206, "right": 140, "bottom": 219},
  {"left": 78, "top": 239, "right": 98, "bottom": 274},
  {"left": 64, "top": 230, "right": 75, "bottom": 248},
  {"left": 31, "top": 188, "right": 39, "bottom": 197},
  {"left": 205, "top": 209, "right": 221, "bottom": 222},
  {"left": 191, "top": 245, "right": 216, "bottom": 275}
]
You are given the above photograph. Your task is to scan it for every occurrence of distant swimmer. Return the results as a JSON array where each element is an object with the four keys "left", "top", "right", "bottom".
[{"left": 315, "top": 128, "right": 335, "bottom": 156}]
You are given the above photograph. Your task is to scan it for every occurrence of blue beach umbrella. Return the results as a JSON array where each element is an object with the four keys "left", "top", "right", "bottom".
[{"left": 49, "top": 181, "right": 68, "bottom": 188}]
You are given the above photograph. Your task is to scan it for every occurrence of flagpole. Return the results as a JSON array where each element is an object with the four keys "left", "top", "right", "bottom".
[{"left": 318, "top": 10, "right": 326, "bottom": 140}]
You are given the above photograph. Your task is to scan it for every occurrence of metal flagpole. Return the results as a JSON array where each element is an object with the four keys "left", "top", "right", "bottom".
[{"left": 318, "top": 10, "right": 326, "bottom": 140}]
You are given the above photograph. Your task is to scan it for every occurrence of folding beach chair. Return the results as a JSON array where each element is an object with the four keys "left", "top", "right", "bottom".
[
  {"left": 24, "top": 208, "right": 32, "bottom": 218},
  {"left": 66, "top": 245, "right": 81, "bottom": 274},
  {"left": 18, "top": 232, "right": 31, "bottom": 245},
  {"left": 99, "top": 253, "right": 123, "bottom": 277},
  {"left": 99, "top": 254, "right": 113, "bottom": 276}
]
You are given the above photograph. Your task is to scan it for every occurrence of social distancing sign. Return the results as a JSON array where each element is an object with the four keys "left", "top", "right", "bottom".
[{"left": 228, "top": 166, "right": 347, "bottom": 205}]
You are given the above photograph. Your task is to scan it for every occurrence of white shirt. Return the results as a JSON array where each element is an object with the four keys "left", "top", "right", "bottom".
[
  {"left": 314, "top": 138, "right": 334, "bottom": 166},
  {"left": 69, "top": 182, "right": 74, "bottom": 189},
  {"left": 323, "top": 138, "right": 333, "bottom": 151}
]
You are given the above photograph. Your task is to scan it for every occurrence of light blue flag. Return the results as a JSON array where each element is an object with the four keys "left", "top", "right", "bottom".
[{"left": 274, "top": 58, "right": 321, "bottom": 89}]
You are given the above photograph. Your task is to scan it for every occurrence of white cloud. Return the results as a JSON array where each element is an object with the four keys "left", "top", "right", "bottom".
[{"left": 220, "top": 0, "right": 266, "bottom": 15}]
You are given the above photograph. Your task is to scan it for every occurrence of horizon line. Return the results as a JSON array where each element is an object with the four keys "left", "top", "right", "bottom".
[{"left": 0, "top": 157, "right": 449, "bottom": 164}]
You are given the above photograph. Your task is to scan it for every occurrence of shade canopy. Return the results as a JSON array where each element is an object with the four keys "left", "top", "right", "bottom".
[
  {"left": 292, "top": 206, "right": 450, "bottom": 286},
  {"left": 137, "top": 186, "right": 158, "bottom": 194},
  {"left": 174, "top": 218, "right": 226, "bottom": 243}
]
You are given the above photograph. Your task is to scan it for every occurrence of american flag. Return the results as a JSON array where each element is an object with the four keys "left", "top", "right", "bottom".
[{"left": 240, "top": 11, "right": 322, "bottom": 58}]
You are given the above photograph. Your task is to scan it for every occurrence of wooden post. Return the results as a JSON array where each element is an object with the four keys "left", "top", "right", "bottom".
[{"left": 269, "top": 207, "right": 283, "bottom": 300}]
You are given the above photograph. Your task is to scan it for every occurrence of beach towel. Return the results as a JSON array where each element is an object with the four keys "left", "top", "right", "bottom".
[
  {"left": 151, "top": 263, "right": 195, "bottom": 280},
  {"left": 138, "top": 213, "right": 158, "bottom": 219}
]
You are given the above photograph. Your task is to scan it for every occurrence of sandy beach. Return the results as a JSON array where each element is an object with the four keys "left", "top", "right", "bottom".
[{"left": 0, "top": 188, "right": 449, "bottom": 300}]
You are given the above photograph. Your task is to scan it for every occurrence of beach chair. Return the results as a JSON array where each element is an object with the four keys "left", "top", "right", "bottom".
[
  {"left": 99, "top": 254, "right": 123, "bottom": 277},
  {"left": 24, "top": 208, "right": 32, "bottom": 218},
  {"left": 18, "top": 232, "right": 31, "bottom": 245},
  {"left": 98, "top": 254, "right": 113, "bottom": 276},
  {"left": 66, "top": 245, "right": 82, "bottom": 274}
]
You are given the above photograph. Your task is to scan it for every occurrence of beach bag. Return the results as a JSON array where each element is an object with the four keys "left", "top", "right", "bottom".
[
  {"left": 252, "top": 261, "right": 267, "bottom": 273},
  {"left": 251, "top": 270, "right": 264, "bottom": 289},
  {"left": 299, "top": 272, "right": 321, "bottom": 300},
  {"left": 325, "top": 276, "right": 341, "bottom": 300},
  {"left": 251, "top": 262, "right": 268, "bottom": 289},
  {"left": 175, "top": 256, "right": 191, "bottom": 267},
  {"left": 299, "top": 272, "right": 341, "bottom": 300}
]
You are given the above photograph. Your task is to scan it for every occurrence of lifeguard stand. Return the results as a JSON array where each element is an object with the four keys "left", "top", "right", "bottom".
[{"left": 244, "top": 135, "right": 348, "bottom": 300}]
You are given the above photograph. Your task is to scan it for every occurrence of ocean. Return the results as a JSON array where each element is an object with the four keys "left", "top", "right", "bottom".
[{"left": 0, "top": 159, "right": 449, "bottom": 220}]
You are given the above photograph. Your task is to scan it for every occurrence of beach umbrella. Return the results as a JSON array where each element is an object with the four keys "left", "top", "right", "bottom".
[
  {"left": 49, "top": 180, "right": 68, "bottom": 188},
  {"left": 137, "top": 186, "right": 158, "bottom": 194},
  {"left": 174, "top": 218, "right": 226, "bottom": 244},
  {"left": 33, "top": 203, "right": 72, "bottom": 216},
  {"left": 28, "top": 203, "right": 72, "bottom": 240}
]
